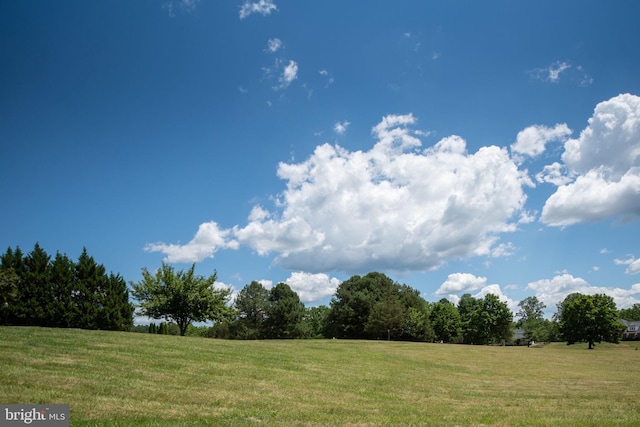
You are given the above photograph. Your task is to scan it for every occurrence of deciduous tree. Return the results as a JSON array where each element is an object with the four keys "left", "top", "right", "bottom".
[
  {"left": 131, "top": 263, "right": 232, "bottom": 336},
  {"left": 430, "top": 298, "right": 461, "bottom": 343},
  {"left": 557, "top": 293, "right": 625, "bottom": 349}
]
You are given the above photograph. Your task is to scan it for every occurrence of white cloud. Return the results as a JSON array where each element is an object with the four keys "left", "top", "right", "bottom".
[
  {"left": 145, "top": 221, "right": 238, "bottom": 263},
  {"left": 547, "top": 61, "right": 571, "bottom": 82},
  {"left": 437, "top": 275, "right": 517, "bottom": 313},
  {"left": 266, "top": 38, "right": 283, "bottom": 53},
  {"left": 541, "top": 94, "right": 640, "bottom": 226},
  {"left": 435, "top": 273, "right": 487, "bottom": 295},
  {"left": 530, "top": 61, "right": 571, "bottom": 83},
  {"left": 163, "top": 0, "right": 199, "bottom": 17},
  {"left": 615, "top": 256, "right": 640, "bottom": 275},
  {"left": 473, "top": 284, "right": 518, "bottom": 313},
  {"left": 234, "top": 114, "right": 527, "bottom": 273},
  {"left": 239, "top": 0, "right": 277, "bottom": 19},
  {"left": 319, "top": 69, "right": 334, "bottom": 87},
  {"left": 510, "top": 123, "right": 572, "bottom": 161},
  {"left": 275, "top": 60, "right": 298, "bottom": 90},
  {"left": 333, "top": 120, "right": 350, "bottom": 135},
  {"left": 529, "top": 61, "right": 592, "bottom": 86},
  {"left": 535, "top": 162, "right": 572, "bottom": 186},
  {"left": 526, "top": 273, "right": 640, "bottom": 311},
  {"left": 284, "top": 272, "right": 341, "bottom": 303}
]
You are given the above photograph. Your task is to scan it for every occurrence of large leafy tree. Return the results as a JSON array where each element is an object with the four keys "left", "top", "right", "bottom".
[
  {"left": 304, "top": 305, "right": 330, "bottom": 339},
  {"left": 131, "top": 263, "right": 232, "bottom": 336},
  {"left": 263, "top": 282, "right": 306, "bottom": 339},
  {"left": 233, "top": 281, "right": 270, "bottom": 339},
  {"left": 457, "top": 293, "right": 481, "bottom": 344},
  {"left": 516, "top": 296, "right": 552, "bottom": 343},
  {"left": 328, "top": 272, "right": 396, "bottom": 339},
  {"left": 430, "top": 298, "right": 462, "bottom": 343},
  {"left": 557, "top": 293, "right": 625, "bottom": 349},
  {"left": 460, "top": 294, "right": 512, "bottom": 345}
]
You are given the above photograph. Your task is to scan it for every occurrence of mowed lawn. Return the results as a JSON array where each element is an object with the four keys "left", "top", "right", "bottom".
[{"left": 1, "top": 327, "right": 639, "bottom": 426}]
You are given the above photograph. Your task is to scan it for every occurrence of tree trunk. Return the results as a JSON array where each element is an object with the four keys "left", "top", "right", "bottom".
[{"left": 588, "top": 340, "right": 594, "bottom": 349}]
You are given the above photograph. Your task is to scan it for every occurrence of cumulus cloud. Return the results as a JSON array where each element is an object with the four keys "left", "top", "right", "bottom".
[
  {"left": 615, "top": 256, "right": 640, "bottom": 275},
  {"left": 541, "top": 94, "right": 640, "bottom": 226},
  {"left": 435, "top": 273, "right": 487, "bottom": 295},
  {"left": 440, "top": 276, "right": 517, "bottom": 313},
  {"left": 234, "top": 114, "right": 527, "bottom": 273},
  {"left": 239, "top": 0, "right": 277, "bottom": 19},
  {"left": 527, "top": 273, "right": 640, "bottom": 311},
  {"left": 333, "top": 120, "right": 350, "bottom": 135},
  {"left": 535, "top": 162, "right": 572, "bottom": 186},
  {"left": 284, "top": 272, "right": 341, "bottom": 303},
  {"left": 510, "top": 123, "right": 572, "bottom": 161},
  {"left": 146, "top": 114, "right": 533, "bottom": 274},
  {"left": 145, "top": 221, "right": 238, "bottom": 263}
]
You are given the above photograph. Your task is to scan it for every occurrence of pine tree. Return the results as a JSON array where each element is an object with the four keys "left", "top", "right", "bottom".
[
  {"left": 50, "top": 252, "right": 76, "bottom": 328},
  {"left": 21, "top": 243, "right": 54, "bottom": 326},
  {"left": 1, "top": 247, "right": 26, "bottom": 325}
]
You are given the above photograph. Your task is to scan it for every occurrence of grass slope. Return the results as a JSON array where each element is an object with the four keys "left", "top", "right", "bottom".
[{"left": 1, "top": 327, "right": 639, "bottom": 426}]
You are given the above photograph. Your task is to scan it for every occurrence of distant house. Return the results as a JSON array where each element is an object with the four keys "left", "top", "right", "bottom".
[
  {"left": 511, "top": 328, "right": 529, "bottom": 346},
  {"left": 620, "top": 319, "right": 640, "bottom": 340}
]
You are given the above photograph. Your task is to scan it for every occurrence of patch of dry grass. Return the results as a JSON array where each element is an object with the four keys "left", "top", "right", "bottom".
[{"left": 1, "top": 327, "right": 639, "bottom": 426}]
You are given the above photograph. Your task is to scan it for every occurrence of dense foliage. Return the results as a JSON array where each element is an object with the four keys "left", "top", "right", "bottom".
[
  {"left": 2, "top": 243, "right": 629, "bottom": 348},
  {"left": 556, "top": 293, "right": 625, "bottom": 349},
  {"left": 619, "top": 303, "right": 640, "bottom": 321},
  {"left": 130, "top": 263, "right": 233, "bottom": 336},
  {"left": 0, "top": 243, "right": 133, "bottom": 330}
]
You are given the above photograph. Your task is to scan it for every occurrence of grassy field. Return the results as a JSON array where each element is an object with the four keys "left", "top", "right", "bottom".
[{"left": 1, "top": 327, "right": 639, "bottom": 426}]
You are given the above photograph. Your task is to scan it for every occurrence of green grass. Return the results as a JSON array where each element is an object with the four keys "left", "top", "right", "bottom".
[{"left": 1, "top": 327, "right": 639, "bottom": 426}]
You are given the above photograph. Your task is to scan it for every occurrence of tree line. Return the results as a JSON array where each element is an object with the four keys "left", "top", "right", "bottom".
[
  {"left": 1, "top": 246, "right": 632, "bottom": 348},
  {"left": 133, "top": 267, "right": 627, "bottom": 348},
  {"left": 0, "top": 244, "right": 134, "bottom": 331}
]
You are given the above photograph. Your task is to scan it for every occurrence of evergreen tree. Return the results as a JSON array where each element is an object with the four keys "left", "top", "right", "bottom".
[
  {"left": 21, "top": 243, "right": 54, "bottom": 326},
  {"left": 364, "top": 291, "right": 404, "bottom": 340},
  {"left": 100, "top": 273, "right": 134, "bottom": 331},
  {"left": 74, "top": 248, "right": 107, "bottom": 330},
  {"left": 50, "top": 252, "right": 76, "bottom": 328},
  {"left": 233, "top": 281, "right": 270, "bottom": 339},
  {"left": 0, "top": 268, "right": 19, "bottom": 325},
  {"left": 263, "top": 282, "right": 306, "bottom": 339}
]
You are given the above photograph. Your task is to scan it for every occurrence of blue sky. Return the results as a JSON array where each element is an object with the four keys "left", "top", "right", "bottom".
[{"left": 2, "top": 0, "right": 640, "bottom": 317}]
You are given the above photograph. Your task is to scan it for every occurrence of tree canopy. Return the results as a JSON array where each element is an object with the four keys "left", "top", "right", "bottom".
[
  {"left": 557, "top": 293, "right": 625, "bottom": 349},
  {"left": 131, "top": 263, "right": 232, "bottom": 336},
  {"left": 0, "top": 244, "right": 133, "bottom": 330}
]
